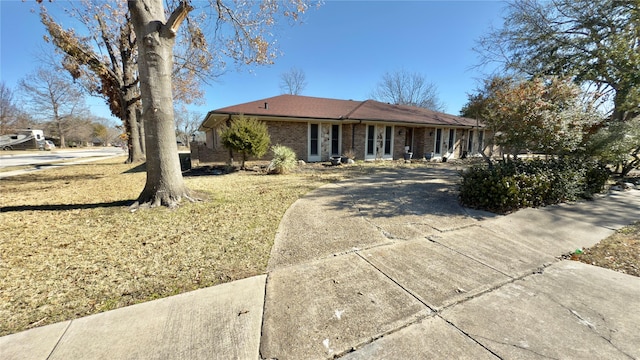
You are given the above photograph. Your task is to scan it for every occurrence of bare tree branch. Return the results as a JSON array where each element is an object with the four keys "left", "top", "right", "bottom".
[
  {"left": 370, "top": 69, "right": 445, "bottom": 111},
  {"left": 279, "top": 67, "right": 307, "bottom": 95}
]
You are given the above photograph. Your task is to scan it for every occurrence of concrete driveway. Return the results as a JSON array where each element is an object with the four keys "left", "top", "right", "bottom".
[{"left": 2, "top": 165, "right": 639, "bottom": 360}]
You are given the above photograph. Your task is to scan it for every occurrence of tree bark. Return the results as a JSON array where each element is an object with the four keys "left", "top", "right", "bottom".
[
  {"left": 52, "top": 103, "right": 66, "bottom": 148},
  {"left": 129, "top": 0, "right": 192, "bottom": 208},
  {"left": 123, "top": 46, "right": 145, "bottom": 163},
  {"left": 137, "top": 105, "right": 146, "bottom": 154},
  {"left": 125, "top": 102, "right": 145, "bottom": 163}
]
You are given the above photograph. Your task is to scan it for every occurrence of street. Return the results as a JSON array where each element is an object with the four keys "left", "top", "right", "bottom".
[{"left": 0, "top": 147, "right": 126, "bottom": 168}]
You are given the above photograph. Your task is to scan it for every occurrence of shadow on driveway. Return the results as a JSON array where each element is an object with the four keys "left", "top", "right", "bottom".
[{"left": 301, "top": 167, "right": 466, "bottom": 219}]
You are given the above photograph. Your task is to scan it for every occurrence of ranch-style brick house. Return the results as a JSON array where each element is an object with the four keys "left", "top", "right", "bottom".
[{"left": 192, "top": 95, "right": 487, "bottom": 164}]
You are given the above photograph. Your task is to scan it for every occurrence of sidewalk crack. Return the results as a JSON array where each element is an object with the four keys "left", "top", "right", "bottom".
[
  {"left": 549, "top": 297, "right": 635, "bottom": 359},
  {"left": 355, "top": 252, "right": 436, "bottom": 313},
  {"left": 438, "top": 316, "right": 505, "bottom": 359},
  {"left": 427, "top": 234, "right": 515, "bottom": 279},
  {"left": 46, "top": 320, "right": 73, "bottom": 360}
]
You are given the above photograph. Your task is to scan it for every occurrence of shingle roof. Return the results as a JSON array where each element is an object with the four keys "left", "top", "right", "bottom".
[
  {"left": 349, "top": 100, "right": 479, "bottom": 127},
  {"left": 203, "top": 94, "right": 481, "bottom": 129}
]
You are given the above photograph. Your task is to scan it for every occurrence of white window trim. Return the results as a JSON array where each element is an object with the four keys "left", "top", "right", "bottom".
[
  {"left": 382, "top": 125, "right": 394, "bottom": 159},
  {"left": 364, "top": 124, "right": 394, "bottom": 160},
  {"left": 330, "top": 124, "right": 342, "bottom": 157},
  {"left": 308, "top": 122, "right": 321, "bottom": 162}
]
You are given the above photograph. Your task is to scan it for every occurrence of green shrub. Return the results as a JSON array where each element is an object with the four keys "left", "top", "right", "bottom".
[
  {"left": 584, "top": 162, "right": 610, "bottom": 198},
  {"left": 268, "top": 144, "right": 297, "bottom": 174},
  {"left": 219, "top": 115, "right": 270, "bottom": 168},
  {"left": 459, "top": 158, "right": 610, "bottom": 214}
]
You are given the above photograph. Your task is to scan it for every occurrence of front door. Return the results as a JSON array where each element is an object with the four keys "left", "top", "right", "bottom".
[
  {"left": 434, "top": 128, "right": 455, "bottom": 158},
  {"left": 404, "top": 128, "right": 414, "bottom": 153},
  {"left": 445, "top": 128, "right": 455, "bottom": 155},
  {"left": 365, "top": 125, "right": 393, "bottom": 160},
  {"left": 365, "top": 125, "right": 376, "bottom": 160},
  {"left": 330, "top": 124, "right": 341, "bottom": 157},
  {"left": 434, "top": 128, "right": 443, "bottom": 156}
]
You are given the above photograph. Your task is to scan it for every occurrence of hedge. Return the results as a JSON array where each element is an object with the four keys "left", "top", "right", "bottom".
[{"left": 459, "top": 158, "right": 609, "bottom": 214}]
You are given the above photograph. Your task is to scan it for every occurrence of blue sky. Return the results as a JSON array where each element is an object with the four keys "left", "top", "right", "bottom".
[{"left": 1, "top": 0, "right": 506, "bottom": 123}]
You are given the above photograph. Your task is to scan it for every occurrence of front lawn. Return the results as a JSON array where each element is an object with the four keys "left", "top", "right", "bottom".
[
  {"left": 0, "top": 158, "right": 402, "bottom": 336},
  {"left": 1, "top": 158, "right": 637, "bottom": 337}
]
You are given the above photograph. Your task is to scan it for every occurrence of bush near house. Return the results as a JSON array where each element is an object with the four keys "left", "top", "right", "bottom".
[
  {"left": 268, "top": 144, "right": 298, "bottom": 174},
  {"left": 219, "top": 115, "right": 270, "bottom": 169},
  {"left": 459, "top": 158, "right": 609, "bottom": 214}
]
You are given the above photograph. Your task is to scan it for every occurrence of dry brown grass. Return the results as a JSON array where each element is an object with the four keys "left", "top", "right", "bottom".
[
  {"left": 579, "top": 221, "right": 640, "bottom": 277},
  {"left": 3, "top": 157, "right": 635, "bottom": 336},
  {"left": 0, "top": 157, "right": 419, "bottom": 336}
]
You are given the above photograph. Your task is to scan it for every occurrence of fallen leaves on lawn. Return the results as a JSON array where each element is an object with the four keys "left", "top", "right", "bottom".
[
  {"left": 579, "top": 221, "right": 640, "bottom": 277},
  {"left": 0, "top": 157, "right": 398, "bottom": 336}
]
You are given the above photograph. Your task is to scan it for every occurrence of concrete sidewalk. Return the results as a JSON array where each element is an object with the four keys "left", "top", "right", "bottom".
[
  {"left": 1, "top": 276, "right": 266, "bottom": 360},
  {"left": 2, "top": 167, "right": 639, "bottom": 359},
  {"left": 261, "top": 168, "right": 640, "bottom": 359}
]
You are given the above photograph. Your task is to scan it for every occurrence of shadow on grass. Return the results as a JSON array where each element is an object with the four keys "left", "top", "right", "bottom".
[
  {"left": 0, "top": 200, "right": 135, "bottom": 213},
  {"left": 123, "top": 162, "right": 146, "bottom": 174},
  {"left": 122, "top": 161, "right": 232, "bottom": 177},
  {"left": 1, "top": 173, "right": 107, "bottom": 183},
  {"left": 183, "top": 165, "right": 238, "bottom": 177}
]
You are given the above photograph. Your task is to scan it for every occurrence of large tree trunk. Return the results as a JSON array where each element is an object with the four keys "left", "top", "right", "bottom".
[
  {"left": 57, "top": 120, "right": 66, "bottom": 148},
  {"left": 123, "top": 50, "right": 145, "bottom": 163},
  {"left": 125, "top": 103, "right": 145, "bottom": 163},
  {"left": 124, "top": 93, "right": 145, "bottom": 164},
  {"left": 137, "top": 105, "right": 146, "bottom": 154},
  {"left": 129, "top": 0, "right": 192, "bottom": 208},
  {"left": 52, "top": 104, "right": 66, "bottom": 148}
]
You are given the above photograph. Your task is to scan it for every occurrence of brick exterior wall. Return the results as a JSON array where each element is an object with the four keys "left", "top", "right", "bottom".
[
  {"left": 342, "top": 124, "right": 354, "bottom": 156},
  {"left": 393, "top": 126, "right": 403, "bottom": 160},
  {"left": 190, "top": 118, "right": 482, "bottom": 165},
  {"left": 267, "top": 121, "right": 307, "bottom": 160},
  {"left": 192, "top": 120, "right": 308, "bottom": 165},
  {"left": 352, "top": 123, "right": 367, "bottom": 161}
]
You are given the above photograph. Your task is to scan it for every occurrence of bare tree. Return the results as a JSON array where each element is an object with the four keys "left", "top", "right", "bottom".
[
  {"left": 10, "top": 109, "right": 37, "bottom": 132},
  {"left": 370, "top": 69, "right": 445, "bottom": 111},
  {"left": 174, "top": 107, "right": 202, "bottom": 149},
  {"left": 44, "top": 115, "right": 93, "bottom": 147},
  {"left": 40, "top": 3, "right": 144, "bottom": 162},
  {"left": 124, "top": 0, "right": 315, "bottom": 209},
  {"left": 19, "top": 68, "right": 87, "bottom": 148},
  {"left": 0, "top": 82, "right": 18, "bottom": 135},
  {"left": 279, "top": 67, "right": 307, "bottom": 95},
  {"left": 34, "top": 0, "right": 317, "bottom": 208}
]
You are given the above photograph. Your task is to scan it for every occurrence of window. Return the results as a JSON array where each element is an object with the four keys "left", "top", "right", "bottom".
[
  {"left": 384, "top": 126, "right": 392, "bottom": 155},
  {"left": 448, "top": 129, "right": 455, "bottom": 152},
  {"left": 331, "top": 124, "right": 340, "bottom": 155},
  {"left": 468, "top": 130, "right": 474, "bottom": 153},
  {"left": 435, "top": 129, "right": 442, "bottom": 154},
  {"left": 478, "top": 130, "right": 484, "bottom": 153},
  {"left": 367, "top": 125, "right": 375, "bottom": 155},
  {"left": 310, "top": 124, "right": 319, "bottom": 156}
]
